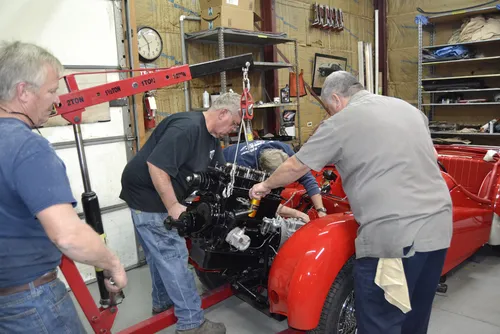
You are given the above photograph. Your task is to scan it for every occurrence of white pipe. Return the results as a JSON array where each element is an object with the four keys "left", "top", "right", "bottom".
[
  {"left": 358, "top": 41, "right": 365, "bottom": 87},
  {"left": 375, "top": 9, "right": 379, "bottom": 94}
]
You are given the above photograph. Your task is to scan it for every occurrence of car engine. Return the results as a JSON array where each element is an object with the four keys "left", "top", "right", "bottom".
[{"left": 164, "top": 163, "right": 306, "bottom": 308}]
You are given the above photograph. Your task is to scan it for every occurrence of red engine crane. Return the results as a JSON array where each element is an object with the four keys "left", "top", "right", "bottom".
[{"left": 53, "top": 54, "right": 273, "bottom": 334}]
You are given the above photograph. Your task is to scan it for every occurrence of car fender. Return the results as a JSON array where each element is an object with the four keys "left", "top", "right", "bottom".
[
  {"left": 490, "top": 182, "right": 500, "bottom": 245},
  {"left": 268, "top": 212, "right": 358, "bottom": 330}
]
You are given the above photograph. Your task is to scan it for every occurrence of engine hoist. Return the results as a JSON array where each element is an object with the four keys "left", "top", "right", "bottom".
[{"left": 50, "top": 54, "right": 298, "bottom": 334}]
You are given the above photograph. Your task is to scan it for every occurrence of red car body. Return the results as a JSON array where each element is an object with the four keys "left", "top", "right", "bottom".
[{"left": 268, "top": 144, "right": 500, "bottom": 331}]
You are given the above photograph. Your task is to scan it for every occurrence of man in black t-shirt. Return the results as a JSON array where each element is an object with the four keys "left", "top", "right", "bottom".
[{"left": 120, "top": 92, "right": 241, "bottom": 334}]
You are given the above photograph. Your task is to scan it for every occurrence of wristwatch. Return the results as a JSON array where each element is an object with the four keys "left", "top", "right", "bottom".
[{"left": 316, "top": 207, "right": 327, "bottom": 214}]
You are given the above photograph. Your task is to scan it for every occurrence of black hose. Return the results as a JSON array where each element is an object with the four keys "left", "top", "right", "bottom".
[{"left": 417, "top": 1, "right": 499, "bottom": 15}]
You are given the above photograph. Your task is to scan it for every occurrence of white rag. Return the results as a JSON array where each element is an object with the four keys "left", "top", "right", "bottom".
[{"left": 374, "top": 258, "right": 412, "bottom": 314}]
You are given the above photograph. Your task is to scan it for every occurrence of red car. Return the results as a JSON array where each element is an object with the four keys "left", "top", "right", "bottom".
[{"left": 171, "top": 144, "right": 500, "bottom": 334}]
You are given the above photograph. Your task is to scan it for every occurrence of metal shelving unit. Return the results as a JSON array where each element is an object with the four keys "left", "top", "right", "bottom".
[
  {"left": 181, "top": 27, "right": 301, "bottom": 145},
  {"left": 416, "top": 5, "right": 500, "bottom": 143}
]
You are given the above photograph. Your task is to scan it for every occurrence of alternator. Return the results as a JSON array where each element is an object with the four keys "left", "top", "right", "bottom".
[{"left": 225, "top": 227, "right": 251, "bottom": 251}]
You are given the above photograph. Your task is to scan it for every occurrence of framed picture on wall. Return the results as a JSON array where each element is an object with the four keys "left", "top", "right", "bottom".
[{"left": 312, "top": 53, "right": 348, "bottom": 95}]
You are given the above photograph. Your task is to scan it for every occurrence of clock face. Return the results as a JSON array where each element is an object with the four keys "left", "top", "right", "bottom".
[{"left": 138, "top": 27, "right": 163, "bottom": 62}]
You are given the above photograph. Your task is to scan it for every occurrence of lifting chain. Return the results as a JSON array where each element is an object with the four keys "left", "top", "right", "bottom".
[
  {"left": 240, "top": 61, "right": 254, "bottom": 121},
  {"left": 223, "top": 62, "right": 255, "bottom": 199}
]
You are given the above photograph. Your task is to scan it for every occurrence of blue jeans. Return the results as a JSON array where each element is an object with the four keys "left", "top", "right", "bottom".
[
  {"left": 131, "top": 209, "right": 204, "bottom": 331},
  {"left": 354, "top": 249, "right": 448, "bottom": 334},
  {"left": 0, "top": 276, "right": 86, "bottom": 333}
]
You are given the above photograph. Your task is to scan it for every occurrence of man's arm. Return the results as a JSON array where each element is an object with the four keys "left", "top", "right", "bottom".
[
  {"left": 147, "top": 161, "right": 185, "bottom": 219},
  {"left": 250, "top": 119, "right": 340, "bottom": 199},
  {"left": 419, "top": 110, "right": 439, "bottom": 159},
  {"left": 277, "top": 204, "right": 310, "bottom": 223},
  {"left": 13, "top": 145, "right": 126, "bottom": 292},
  {"left": 213, "top": 141, "right": 226, "bottom": 166},
  {"left": 265, "top": 156, "right": 310, "bottom": 190},
  {"left": 310, "top": 194, "right": 327, "bottom": 217},
  {"left": 147, "top": 126, "right": 193, "bottom": 219},
  {"left": 37, "top": 204, "right": 126, "bottom": 291}
]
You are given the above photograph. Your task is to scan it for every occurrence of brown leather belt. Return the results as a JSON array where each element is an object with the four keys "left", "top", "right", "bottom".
[{"left": 0, "top": 270, "right": 58, "bottom": 296}]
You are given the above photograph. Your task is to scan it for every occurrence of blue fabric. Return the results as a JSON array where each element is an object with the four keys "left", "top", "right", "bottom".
[
  {"left": 130, "top": 209, "right": 204, "bottom": 331},
  {"left": 0, "top": 118, "right": 76, "bottom": 289},
  {"left": 354, "top": 249, "right": 447, "bottom": 334},
  {"left": 433, "top": 46, "right": 469, "bottom": 58},
  {"left": 0, "top": 277, "right": 86, "bottom": 333},
  {"left": 223, "top": 140, "right": 320, "bottom": 197},
  {"left": 414, "top": 14, "right": 429, "bottom": 25}
]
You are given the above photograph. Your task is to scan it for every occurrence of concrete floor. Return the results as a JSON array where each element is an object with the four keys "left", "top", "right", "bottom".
[{"left": 72, "top": 247, "right": 500, "bottom": 333}]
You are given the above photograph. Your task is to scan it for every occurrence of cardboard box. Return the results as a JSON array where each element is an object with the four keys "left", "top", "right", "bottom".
[
  {"left": 199, "top": 0, "right": 255, "bottom": 11},
  {"left": 200, "top": 6, "right": 254, "bottom": 31}
]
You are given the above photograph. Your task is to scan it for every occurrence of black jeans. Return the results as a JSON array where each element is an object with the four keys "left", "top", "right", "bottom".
[{"left": 354, "top": 249, "right": 447, "bottom": 334}]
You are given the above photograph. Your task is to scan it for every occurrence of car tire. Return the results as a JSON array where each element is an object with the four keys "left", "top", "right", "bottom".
[
  {"left": 195, "top": 269, "right": 226, "bottom": 290},
  {"left": 306, "top": 256, "right": 357, "bottom": 334}
]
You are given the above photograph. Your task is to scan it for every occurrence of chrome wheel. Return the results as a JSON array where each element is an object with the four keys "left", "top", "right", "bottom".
[{"left": 337, "top": 290, "right": 356, "bottom": 334}]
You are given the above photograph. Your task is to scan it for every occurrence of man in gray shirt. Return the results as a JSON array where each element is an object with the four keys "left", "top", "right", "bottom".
[{"left": 249, "top": 71, "right": 452, "bottom": 334}]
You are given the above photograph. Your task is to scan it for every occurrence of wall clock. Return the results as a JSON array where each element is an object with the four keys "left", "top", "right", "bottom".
[{"left": 137, "top": 26, "right": 163, "bottom": 63}]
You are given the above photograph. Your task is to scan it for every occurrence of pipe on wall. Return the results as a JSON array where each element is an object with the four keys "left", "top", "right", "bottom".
[
  {"left": 375, "top": 9, "right": 379, "bottom": 94},
  {"left": 378, "top": 0, "right": 388, "bottom": 95},
  {"left": 123, "top": 0, "right": 141, "bottom": 150},
  {"left": 180, "top": 15, "right": 201, "bottom": 112}
]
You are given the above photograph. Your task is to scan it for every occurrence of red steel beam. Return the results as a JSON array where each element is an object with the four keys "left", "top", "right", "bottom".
[
  {"left": 60, "top": 256, "right": 118, "bottom": 334},
  {"left": 117, "top": 285, "right": 234, "bottom": 334},
  {"left": 54, "top": 65, "right": 192, "bottom": 124}
]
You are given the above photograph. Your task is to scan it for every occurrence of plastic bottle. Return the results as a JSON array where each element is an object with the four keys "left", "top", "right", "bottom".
[
  {"left": 203, "top": 90, "right": 210, "bottom": 108},
  {"left": 280, "top": 84, "right": 290, "bottom": 103}
]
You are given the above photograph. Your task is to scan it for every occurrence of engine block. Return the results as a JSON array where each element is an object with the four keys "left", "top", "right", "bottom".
[{"left": 163, "top": 163, "right": 286, "bottom": 271}]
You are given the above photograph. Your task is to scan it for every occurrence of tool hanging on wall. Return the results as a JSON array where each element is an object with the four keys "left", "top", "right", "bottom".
[
  {"left": 143, "top": 91, "right": 157, "bottom": 130},
  {"left": 311, "top": 3, "right": 344, "bottom": 31},
  {"left": 312, "top": 3, "right": 321, "bottom": 26}
]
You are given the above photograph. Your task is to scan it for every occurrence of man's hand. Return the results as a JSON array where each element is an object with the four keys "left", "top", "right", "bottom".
[
  {"left": 249, "top": 182, "right": 271, "bottom": 200},
  {"left": 169, "top": 202, "right": 187, "bottom": 220},
  {"left": 299, "top": 212, "right": 311, "bottom": 223},
  {"left": 104, "top": 264, "right": 127, "bottom": 293},
  {"left": 317, "top": 211, "right": 327, "bottom": 218}
]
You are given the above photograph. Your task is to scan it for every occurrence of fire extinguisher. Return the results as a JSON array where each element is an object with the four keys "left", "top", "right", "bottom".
[{"left": 143, "top": 91, "right": 156, "bottom": 130}]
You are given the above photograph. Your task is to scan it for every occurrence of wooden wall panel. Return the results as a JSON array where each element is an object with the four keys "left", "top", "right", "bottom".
[{"left": 135, "top": 0, "right": 375, "bottom": 142}]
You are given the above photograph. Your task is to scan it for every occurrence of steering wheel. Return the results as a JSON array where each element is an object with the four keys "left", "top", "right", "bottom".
[{"left": 437, "top": 160, "right": 447, "bottom": 173}]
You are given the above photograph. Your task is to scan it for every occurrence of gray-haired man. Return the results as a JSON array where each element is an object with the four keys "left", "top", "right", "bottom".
[
  {"left": 249, "top": 71, "right": 452, "bottom": 334},
  {"left": 120, "top": 93, "right": 242, "bottom": 334},
  {"left": 0, "top": 41, "right": 127, "bottom": 333}
]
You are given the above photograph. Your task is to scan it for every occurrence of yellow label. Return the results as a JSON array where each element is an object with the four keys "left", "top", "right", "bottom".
[
  {"left": 257, "top": 35, "right": 268, "bottom": 38},
  {"left": 451, "top": 10, "right": 466, "bottom": 15},
  {"left": 96, "top": 233, "right": 107, "bottom": 271},
  {"left": 247, "top": 133, "right": 254, "bottom": 141}
]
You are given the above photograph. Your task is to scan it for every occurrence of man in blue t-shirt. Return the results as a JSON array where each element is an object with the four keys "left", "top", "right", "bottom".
[
  {"left": 0, "top": 41, "right": 127, "bottom": 333},
  {"left": 223, "top": 140, "right": 327, "bottom": 221}
]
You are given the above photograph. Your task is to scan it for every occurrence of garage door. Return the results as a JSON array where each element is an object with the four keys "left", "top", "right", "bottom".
[{"left": 0, "top": 0, "right": 142, "bottom": 284}]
